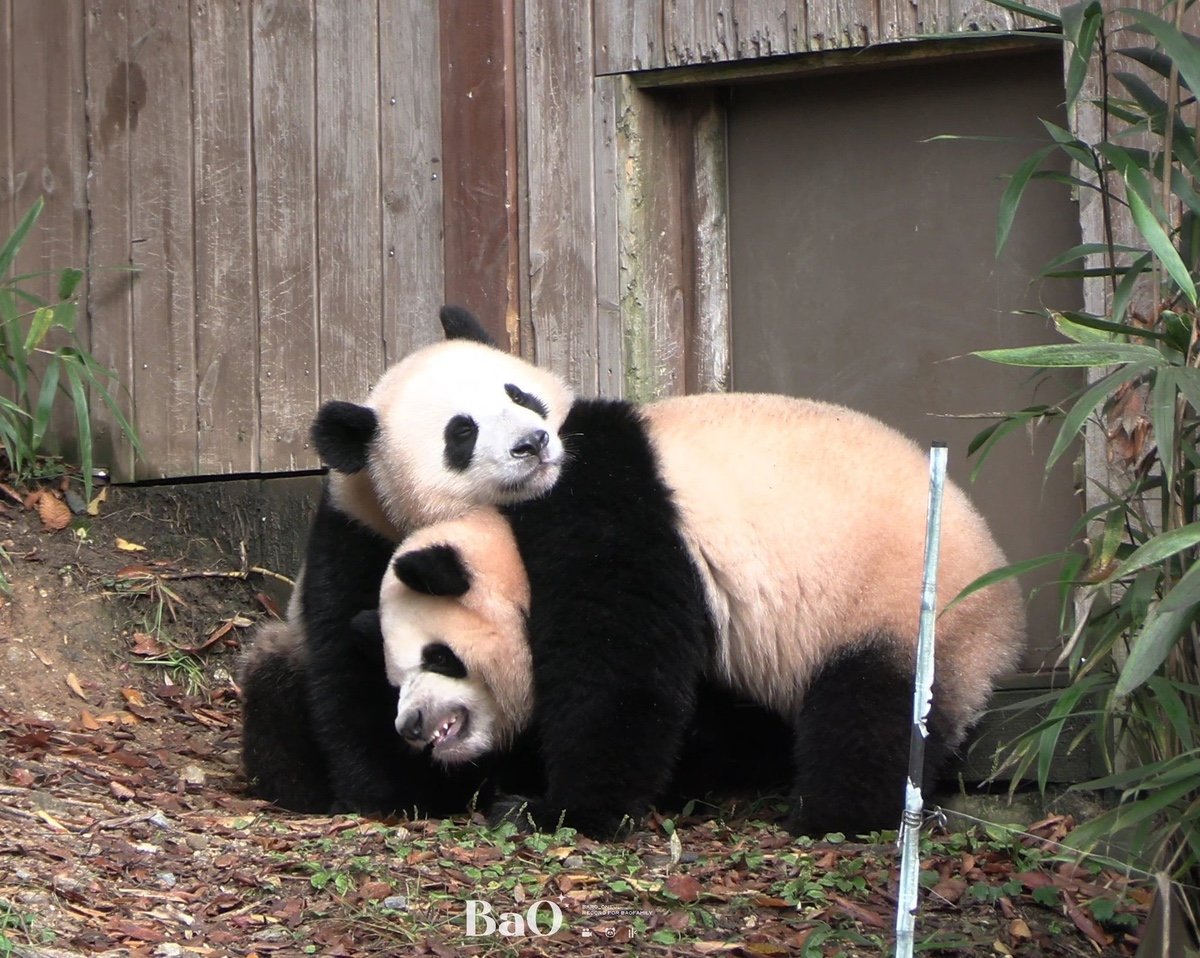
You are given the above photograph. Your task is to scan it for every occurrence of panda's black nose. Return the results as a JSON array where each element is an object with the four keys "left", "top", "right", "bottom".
[
  {"left": 510, "top": 430, "right": 549, "bottom": 459},
  {"left": 398, "top": 710, "right": 424, "bottom": 742}
]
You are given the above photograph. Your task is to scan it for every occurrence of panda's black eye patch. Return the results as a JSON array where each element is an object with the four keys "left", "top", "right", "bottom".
[
  {"left": 443, "top": 415, "right": 478, "bottom": 472},
  {"left": 422, "top": 642, "right": 467, "bottom": 679},
  {"left": 505, "top": 383, "right": 548, "bottom": 419}
]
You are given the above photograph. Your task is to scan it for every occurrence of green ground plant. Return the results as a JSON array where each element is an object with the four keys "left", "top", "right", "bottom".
[
  {"left": 0, "top": 196, "right": 141, "bottom": 504},
  {"left": 967, "top": 0, "right": 1200, "bottom": 880}
]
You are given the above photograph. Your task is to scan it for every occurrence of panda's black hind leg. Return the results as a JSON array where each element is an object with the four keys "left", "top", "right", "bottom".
[{"left": 788, "top": 638, "right": 953, "bottom": 837}]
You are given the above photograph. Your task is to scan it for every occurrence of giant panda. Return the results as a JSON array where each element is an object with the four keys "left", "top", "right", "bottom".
[
  {"left": 366, "top": 314, "right": 1025, "bottom": 838},
  {"left": 238, "top": 306, "right": 573, "bottom": 814}
]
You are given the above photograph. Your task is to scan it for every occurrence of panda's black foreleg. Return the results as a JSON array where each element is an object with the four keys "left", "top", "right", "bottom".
[
  {"left": 299, "top": 488, "right": 455, "bottom": 816},
  {"left": 788, "top": 639, "right": 953, "bottom": 837},
  {"left": 490, "top": 601, "right": 708, "bottom": 837}
]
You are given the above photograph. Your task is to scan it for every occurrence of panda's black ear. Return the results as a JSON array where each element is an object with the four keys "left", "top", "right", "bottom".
[
  {"left": 439, "top": 305, "right": 496, "bottom": 347},
  {"left": 311, "top": 401, "right": 378, "bottom": 473},
  {"left": 393, "top": 544, "right": 471, "bottom": 598}
]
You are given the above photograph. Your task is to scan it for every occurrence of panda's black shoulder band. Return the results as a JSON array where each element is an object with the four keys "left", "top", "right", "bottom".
[
  {"left": 393, "top": 544, "right": 472, "bottom": 597},
  {"left": 439, "top": 305, "right": 496, "bottom": 347},
  {"left": 311, "top": 401, "right": 378, "bottom": 473}
]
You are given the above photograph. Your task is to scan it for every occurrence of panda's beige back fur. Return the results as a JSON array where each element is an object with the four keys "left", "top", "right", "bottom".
[{"left": 643, "top": 393, "right": 1025, "bottom": 738}]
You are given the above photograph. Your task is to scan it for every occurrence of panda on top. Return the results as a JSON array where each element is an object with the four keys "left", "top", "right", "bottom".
[
  {"left": 301, "top": 309, "right": 1026, "bottom": 837},
  {"left": 238, "top": 306, "right": 573, "bottom": 815}
]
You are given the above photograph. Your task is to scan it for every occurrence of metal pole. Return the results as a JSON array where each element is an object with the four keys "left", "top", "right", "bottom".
[{"left": 894, "top": 442, "right": 948, "bottom": 958}]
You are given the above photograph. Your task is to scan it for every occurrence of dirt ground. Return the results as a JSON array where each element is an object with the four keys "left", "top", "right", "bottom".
[{"left": 0, "top": 482, "right": 1157, "bottom": 957}]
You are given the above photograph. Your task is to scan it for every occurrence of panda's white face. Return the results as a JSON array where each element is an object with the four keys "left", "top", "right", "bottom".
[
  {"left": 366, "top": 340, "right": 573, "bottom": 529},
  {"left": 378, "top": 510, "right": 533, "bottom": 765}
]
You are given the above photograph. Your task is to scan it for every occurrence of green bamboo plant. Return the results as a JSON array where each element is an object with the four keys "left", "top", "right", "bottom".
[
  {"left": 0, "top": 197, "right": 141, "bottom": 504},
  {"left": 966, "top": 0, "right": 1200, "bottom": 878}
]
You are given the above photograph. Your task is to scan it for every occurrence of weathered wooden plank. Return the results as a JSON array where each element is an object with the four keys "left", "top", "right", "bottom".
[
  {"left": 315, "top": 2, "right": 382, "bottom": 403},
  {"left": 10, "top": 1, "right": 89, "bottom": 464},
  {"left": 0, "top": 0, "right": 12, "bottom": 238},
  {"left": 440, "top": 0, "right": 516, "bottom": 347},
  {"left": 85, "top": 0, "right": 138, "bottom": 480},
  {"left": 379, "top": 0, "right": 444, "bottom": 363},
  {"left": 253, "top": 0, "right": 318, "bottom": 472},
  {"left": 593, "top": 75, "right": 623, "bottom": 397},
  {"left": 664, "top": 0, "right": 738, "bottom": 66},
  {"left": 731, "top": 0, "right": 795, "bottom": 56},
  {"left": 192, "top": 0, "right": 257, "bottom": 475},
  {"left": 595, "top": 0, "right": 664, "bottom": 74},
  {"left": 525, "top": 0, "right": 599, "bottom": 389},
  {"left": 127, "top": 0, "right": 198, "bottom": 478},
  {"left": 688, "top": 94, "right": 730, "bottom": 393},
  {"left": 615, "top": 79, "right": 687, "bottom": 401}
]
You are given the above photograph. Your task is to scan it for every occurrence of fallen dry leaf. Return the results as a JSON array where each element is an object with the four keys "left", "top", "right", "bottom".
[
  {"left": 1010, "top": 918, "right": 1032, "bottom": 939},
  {"left": 87, "top": 485, "right": 108, "bottom": 516},
  {"left": 37, "top": 492, "right": 72, "bottom": 531},
  {"left": 79, "top": 709, "right": 101, "bottom": 730},
  {"left": 66, "top": 672, "right": 89, "bottom": 701},
  {"left": 121, "top": 687, "right": 149, "bottom": 707},
  {"left": 129, "top": 632, "right": 168, "bottom": 657},
  {"left": 116, "top": 537, "right": 147, "bottom": 552},
  {"left": 665, "top": 873, "right": 703, "bottom": 903}
]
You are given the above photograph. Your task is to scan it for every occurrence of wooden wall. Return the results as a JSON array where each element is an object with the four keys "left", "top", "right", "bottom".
[
  {"left": 3, "top": 0, "right": 1065, "bottom": 482},
  {"left": 2, "top": 0, "right": 446, "bottom": 480}
]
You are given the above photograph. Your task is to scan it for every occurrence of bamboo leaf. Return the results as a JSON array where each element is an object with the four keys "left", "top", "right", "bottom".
[
  {"left": 973, "top": 342, "right": 1165, "bottom": 367},
  {"left": 1111, "top": 252, "right": 1154, "bottom": 325},
  {"left": 0, "top": 197, "right": 43, "bottom": 280},
  {"left": 987, "top": 0, "right": 1061, "bottom": 25},
  {"left": 56, "top": 267, "right": 84, "bottom": 301},
  {"left": 31, "top": 361, "right": 59, "bottom": 451},
  {"left": 1125, "top": 181, "right": 1198, "bottom": 304},
  {"left": 1108, "top": 522, "right": 1200, "bottom": 582},
  {"left": 1052, "top": 310, "right": 1169, "bottom": 342},
  {"left": 24, "top": 306, "right": 56, "bottom": 352},
  {"left": 1158, "top": 561, "right": 1200, "bottom": 614},
  {"left": 1149, "top": 369, "right": 1177, "bottom": 488},
  {"left": 944, "top": 552, "right": 1070, "bottom": 611},
  {"left": 1127, "top": 11, "right": 1200, "bottom": 107},
  {"left": 1115, "top": 605, "right": 1197, "bottom": 698},
  {"left": 1064, "top": 1, "right": 1104, "bottom": 111},
  {"left": 62, "top": 360, "right": 94, "bottom": 503},
  {"left": 997, "top": 145, "right": 1057, "bottom": 257}
]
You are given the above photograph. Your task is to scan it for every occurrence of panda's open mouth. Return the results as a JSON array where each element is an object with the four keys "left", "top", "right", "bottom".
[{"left": 427, "top": 706, "right": 469, "bottom": 751}]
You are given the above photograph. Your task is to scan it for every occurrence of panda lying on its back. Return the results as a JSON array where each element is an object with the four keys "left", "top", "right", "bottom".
[
  {"left": 367, "top": 313, "right": 1025, "bottom": 837},
  {"left": 239, "top": 307, "right": 573, "bottom": 814}
]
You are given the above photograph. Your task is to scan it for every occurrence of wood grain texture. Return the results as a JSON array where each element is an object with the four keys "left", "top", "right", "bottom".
[
  {"left": 315, "top": 1, "right": 382, "bottom": 404},
  {"left": 192, "top": 0, "right": 257, "bottom": 474},
  {"left": 0, "top": 0, "right": 12, "bottom": 237},
  {"left": 524, "top": 0, "right": 598, "bottom": 388},
  {"left": 84, "top": 0, "right": 137, "bottom": 480},
  {"left": 127, "top": 0, "right": 198, "bottom": 478},
  {"left": 687, "top": 95, "right": 730, "bottom": 393},
  {"left": 592, "top": 75, "right": 624, "bottom": 397},
  {"left": 9, "top": 1, "right": 89, "bottom": 458},
  {"left": 253, "top": 0, "right": 318, "bottom": 472},
  {"left": 440, "top": 0, "right": 516, "bottom": 347},
  {"left": 615, "top": 80, "right": 687, "bottom": 401},
  {"left": 595, "top": 0, "right": 663, "bottom": 74},
  {"left": 379, "top": 0, "right": 444, "bottom": 364}
]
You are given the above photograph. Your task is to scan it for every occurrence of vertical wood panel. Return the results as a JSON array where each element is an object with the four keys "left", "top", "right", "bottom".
[
  {"left": 85, "top": 0, "right": 137, "bottom": 480},
  {"left": 127, "top": 0, "right": 197, "bottom": 478},
  {"left": 379, "top": 0, "right": 444, "bottom": 364},
  {"left": 664, "top": 0, "right": 738, "bottom": 66},
  {"left": 253, "top": 0, "right": 318, "bottom": 472},
  {"left": 192, "top": 0, "right": 257, "bottom": 474},
  {"left": 688, "top": 95, "right": 730, "bottom": 392},
  {"left": 525, "top": 0, "right": 599, "bottom": 388},
  {"left": 10, "top": 1, "right": 89, "bottom": 459},
  {"left": 440, "top": 0, "right": 517, "bottom": 347},
  {"left": 616, "top": 80, "right": 687, "bottom": 401},
  {"left": 593, "top": 75, "right": 623, "bottom": 397},
  {"left": 0, "top": 0, "right": 13, "bottom": 239},
  {"left": 315, "top": 2, "right": 382, "bottom": 403},
  {"left": 595, "top": 0, "right": 663, "bottom": 73}
]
